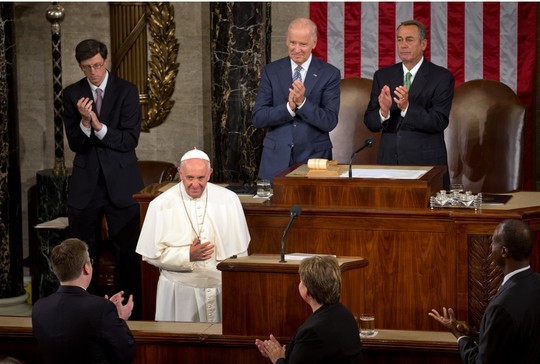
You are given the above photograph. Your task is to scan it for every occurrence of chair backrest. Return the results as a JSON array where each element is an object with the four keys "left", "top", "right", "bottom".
[
  {"left": 330, "top": 77, "right": 380, "bottom": 164},
  {"left": 445, "top": 79, "right": 526, "bottom": 193},
  {"left": 137, "top": 160, "right": 178, "bottom": 187}
]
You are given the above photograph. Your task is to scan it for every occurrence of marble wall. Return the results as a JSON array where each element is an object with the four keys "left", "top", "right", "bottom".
[{"left": 13, "top": 2, "right": 307, "bottom": 258}]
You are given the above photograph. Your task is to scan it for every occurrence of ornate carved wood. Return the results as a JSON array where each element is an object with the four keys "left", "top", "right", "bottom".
[{"left": 467, "top": 234, "right": 503, "bottom": 330}]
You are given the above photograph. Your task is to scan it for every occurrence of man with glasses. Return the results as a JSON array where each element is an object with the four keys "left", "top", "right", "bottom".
[
  {"left": 63, "top": 39, "right": 144, "bottom": 317},
  {"left": 32, "top": 238, "right": 135, "bottom": 363}
]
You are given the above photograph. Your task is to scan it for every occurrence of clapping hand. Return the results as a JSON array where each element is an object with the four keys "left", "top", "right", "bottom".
[{"left": 105, "top": 291, "right": 134, "bottom": 321}]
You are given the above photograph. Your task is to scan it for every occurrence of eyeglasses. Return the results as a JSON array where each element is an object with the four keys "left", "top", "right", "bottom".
[
  {"left": 80, "top": 62, "right": 105, "bottom": 72},
  {"left": 88, "top": 258, "right": 94, "bottom": 266}
]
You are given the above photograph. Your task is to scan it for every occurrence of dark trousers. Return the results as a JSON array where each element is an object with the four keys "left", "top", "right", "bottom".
[{"left": 67, "top": 172, "right": 142, "bottom": 319}]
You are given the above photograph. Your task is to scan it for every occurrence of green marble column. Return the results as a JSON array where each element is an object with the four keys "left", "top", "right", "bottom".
[
  {"left": 0, "top": 3, "right": 25, "bottom": 303},
  {"left": 210, "top": 2, "right": 269, "bottom": 185},
  {"left": 35, "top": 170, "right": 70, "bottom": 299}
]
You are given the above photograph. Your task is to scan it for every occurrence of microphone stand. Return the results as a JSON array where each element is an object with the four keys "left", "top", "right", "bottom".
[
  {"left": 348, "top": 138, "right": 375, "bottom": 178},
  {"left": 280, "top": 207, "right": 301, "bottom": 263}
]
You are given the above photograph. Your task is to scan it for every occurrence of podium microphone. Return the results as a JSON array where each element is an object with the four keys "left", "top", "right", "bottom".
[
  {"left": 280, "top": 205, "right": 302, "bottom": 263},
  {"left": 348, "top": 137, "right": 375, "bottom": 178}
]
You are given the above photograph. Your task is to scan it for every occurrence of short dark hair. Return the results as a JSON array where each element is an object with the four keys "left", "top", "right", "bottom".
[
  {"left": 398, "top": 20, "right": 427, "bottom": 40},
  {"left": 495, "top": 219, "right": 535, "bottom": 261},
  {"left": 75, "top": 39, "right": 108, "bottom": 63},
  {"left": 299, "top": 255, "right": 341, "bottom": 305},
  {"left": 51, "top": 238, "right": 89, "bottom": 282}
]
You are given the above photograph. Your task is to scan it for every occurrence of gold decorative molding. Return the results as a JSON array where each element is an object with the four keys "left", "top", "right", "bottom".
[{"left": 144, "top": 2, "right": 179, "bottom": 132}]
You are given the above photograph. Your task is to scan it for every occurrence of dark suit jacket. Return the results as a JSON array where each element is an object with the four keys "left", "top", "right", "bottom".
[
  {"left": 253, "top": 56, "right": 341, "bottom": 181},
  {"left": 277, "top": 303, "right": 362, "bottom": 364},
  {"left": 458, "top": 268, "right": 540, "bottom": 363},
  {"left": 32, "top": 285, "right": 136, "bottom": 364},
  {"left": 63, "top": 73, "right": 144, "bottom": 210},
  {"left": 364, "top": 60, "right": 454, "bottom": 177}
]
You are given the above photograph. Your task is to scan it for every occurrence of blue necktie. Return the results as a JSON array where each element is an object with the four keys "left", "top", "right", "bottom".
[{"left": 293, "top": 66, "right": 303, "bottom": 82}]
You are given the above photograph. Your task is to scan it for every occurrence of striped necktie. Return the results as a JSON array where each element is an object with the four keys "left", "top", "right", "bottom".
[
  {"left": 404, "top": 72, "right": 412, "bottom": 90},
  {"left": 293, "top": 66, "right": 303, "bottom": 82}
]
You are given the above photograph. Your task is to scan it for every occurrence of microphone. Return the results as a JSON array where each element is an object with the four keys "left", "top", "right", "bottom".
[
  {"left": 348, "top": 137, "right": 375, "bottom": 178},
  {"left": 279, "top": 205, "right": 302, "bottom": 263}
]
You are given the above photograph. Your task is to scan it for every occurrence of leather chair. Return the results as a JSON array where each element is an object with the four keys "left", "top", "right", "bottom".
[
  {"left": 445, "top": 79, "right": 526, "bottom": 193},
  {"left": 330, "top": 77, "right": 380, "bottom": 164},
  {"left": 137, "top": 160, "right": 178, "bottom": 186}
]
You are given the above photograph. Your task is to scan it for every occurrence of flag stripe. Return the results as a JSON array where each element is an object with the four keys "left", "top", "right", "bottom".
[
  {"left": 378, "top": 2, "right": 396, "bottom": 68},
  {"left": 361, "top": 2, "right": 379, "bottom": 78},
  {"left": 327, "top": 2, "right": 344, "bottom": 76},
  {"left": 310, "top": 1, "right": 537, "bottom": 189},
  {"left": 414, "top": 2, "right": 431, "bottom": 60},
  {"left": 344, "top": 2, "right": 361, "bottom": 78},
  {"left": 483, "top": 3, "right": 500, "bottom": 80},
  {"left": 430, "top": 2, "right": 447, "bottom": 68},
  {"left": 310, "top": 2, "right": 328, "bottom": 62}
]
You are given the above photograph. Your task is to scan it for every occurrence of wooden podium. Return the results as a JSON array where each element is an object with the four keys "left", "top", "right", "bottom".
[
  {"left": 272, "top": 164, "right": 446, "bottom": 208},
  {"left": 217, "top": 254, "right": 368, "bottom": 337}
]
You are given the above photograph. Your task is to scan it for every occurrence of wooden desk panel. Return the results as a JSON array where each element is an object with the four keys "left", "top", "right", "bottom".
[
  {"left": 134, "top": 182, "right": 540, "bottom": 333},
  {"left": 0, "top": 317, "right": 461, "bottom": 364},
  {"left": 272, "top": 164, "right": 445, "bottom": 208},
  {"left": 242, "top": 203, "right": 540, "bottom": 332},
  {"left": 217, "top": 255, "right": 367, "bottom": 337}
]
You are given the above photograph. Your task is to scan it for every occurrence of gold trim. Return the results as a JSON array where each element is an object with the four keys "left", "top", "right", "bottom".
[{"left": 144, "top": 2, "right": 179, "bottom": 132}]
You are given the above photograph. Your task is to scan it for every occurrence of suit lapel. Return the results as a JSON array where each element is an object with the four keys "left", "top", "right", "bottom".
[
  {"left": 99, "top": 73, "right": 116, "bottom": 123},
  {"left": 304, "top": 57, "right": 322, "bottom": 99},
  {"left": 409, "top": 60, "right": 429, "bottom": 102},
  {"left": 495, "top": 268, "right": 532, "bottom": 298}
]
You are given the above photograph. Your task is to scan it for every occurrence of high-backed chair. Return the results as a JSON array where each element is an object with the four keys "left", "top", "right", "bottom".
[
  {"left": 445, "top": 79, "right": 526, "bottom": 193},
  {"left": 136, "top": 160, "right": 178, "bottom": 186},
  {"left": 330, "top": 77, "right": 380, "bottom": 164}
]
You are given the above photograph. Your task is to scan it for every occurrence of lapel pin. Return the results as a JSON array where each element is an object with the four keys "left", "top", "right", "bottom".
[{"left": 313, "top": 74, "right": 318, "bottom": 77}]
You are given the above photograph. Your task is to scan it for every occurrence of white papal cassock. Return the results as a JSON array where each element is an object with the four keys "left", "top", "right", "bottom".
[{"left": 136, "top": 182, "right": 251, "bottom": 322}]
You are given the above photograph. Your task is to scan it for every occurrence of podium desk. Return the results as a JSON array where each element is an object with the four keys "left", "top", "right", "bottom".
[
  {"left": 217, "top": 254, "right": 368, "bottom": 337},
  {"left": 272, "top": 164, "right": 446, "bottom": 208},
  {"left": 134, "top": 182, "right": 540, "bottom": 332}
]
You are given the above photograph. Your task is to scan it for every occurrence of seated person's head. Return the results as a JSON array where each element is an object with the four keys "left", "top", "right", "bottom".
[
  {"left": 299, "top": 256, "right": 341, "bottom": 306},
  {"left": 52, "top": 238, "right": 91, "bottom": 282}
]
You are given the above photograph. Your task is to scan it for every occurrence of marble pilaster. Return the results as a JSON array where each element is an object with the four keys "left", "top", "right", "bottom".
[
  {"left": 0, "top": 3, "right": 25, "bottom": 301},
  {"left": 210, "top": 2, "right": 268, "bottom": 184},
  {"left": 35, "top": 169, "right": 70, "bottom": 299}
]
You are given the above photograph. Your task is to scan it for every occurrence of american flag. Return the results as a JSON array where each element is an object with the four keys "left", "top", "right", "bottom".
[{"left": 310, "top": 2, "right": 536, "bottom": 189}]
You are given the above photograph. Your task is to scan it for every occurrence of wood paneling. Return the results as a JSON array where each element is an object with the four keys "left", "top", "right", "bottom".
[
  {"left": 135, "top": 183, "right": 540, "bottom": 333},
  {"left": 0, "top": 318, "right": 462, "bottom": 364},
  {"left": 217, "top": 255, "right": 367, "bottom": 337},
  {"left": 272, "top": 164, "right": 445, "bottom": 208}
]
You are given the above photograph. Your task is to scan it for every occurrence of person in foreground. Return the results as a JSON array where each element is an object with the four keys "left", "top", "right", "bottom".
[
  {"left": 255, "top": 256, "right": 362, "bottom": 363},
  {"left": 429, "top": 219, "right": 540, "bottom": 363},
  {"left": 63, "top": 39, "right": 144, "bottom": 312},
  {"left": 252, "top": 17, "right": 341, "bottom": 182},
  {"left": 136, "top": 148, "right": 251, "bottom": 322},
  {"left": 364, "top": 20, "right": 454, "bottom": 189},
  {"left": 32, "top": 238, "right": 135, "bottom": 364}
]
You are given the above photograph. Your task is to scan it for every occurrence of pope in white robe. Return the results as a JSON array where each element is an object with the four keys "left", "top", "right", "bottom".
[{"left": 135, "top": 149, "right": 251, "bottom": 322}]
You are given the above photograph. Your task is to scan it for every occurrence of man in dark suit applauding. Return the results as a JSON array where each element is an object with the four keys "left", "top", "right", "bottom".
[
  {"left": 253, "top": 18, "right": 341, "bottom": 182},
  {"left": 32, "top": 238, "right": 135, "bottom": 364},
  {"left": 364, "top": 20, "right": 454, "bottom": 189},
  {"left": 63, "top": 39, "right": 144, "bottom": 312},
  {"left": 429, "top": 219, "right": 540, "bottom": 363}
]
